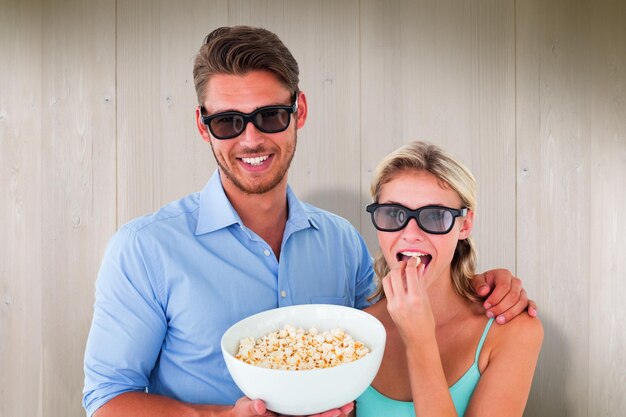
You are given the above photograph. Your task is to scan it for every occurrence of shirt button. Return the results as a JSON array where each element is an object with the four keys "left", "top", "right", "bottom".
[
  {"left": 280, "top": 290, "right": 287, "bottom": 298},
  {"left": 263, "top": 249, "right": 271, "bottom": 256}
]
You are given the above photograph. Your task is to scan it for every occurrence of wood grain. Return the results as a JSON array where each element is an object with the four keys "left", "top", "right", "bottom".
[
  {"left": 0, "top": 1, "right": 43, "bottom": 416},
  {"left": 517, "top": 0, "right": 592, "bottom": 415},
  {"left": 588, "top": 1, "right": 626, "bottom": 415},
  {"left": 359, "top": 0, "right": 516, "bottom": 274},
  {"left": 1, "top": 1, "right": 625, "bottom": 416},
  {"left": 40, "top": 0, "right": 116, "bottom": 416},
  {"left": 116, "top": 0, "right": 227, "bottom": 225},
  {"left": 229, "top": 0, "right": 363, "bottom": 227}
]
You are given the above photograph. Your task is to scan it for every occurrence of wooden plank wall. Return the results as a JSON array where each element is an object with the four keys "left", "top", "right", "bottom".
[
  {"left": 359, "top": 0, "right": 517, "bottom": 274},
  {"left": 588, "top": 2, "right": 626, "bottom": 415},
  {"left": 1, "top": 1, "right": 42, "bottom": 417},
  {"left": 517, "top": 1, "right": 626, "bottom": 416},
  {"left": 0, "top": 1, "right": 624, "bottom": 416},
  {"left": 40, "top": 1, "right": 116, "bottom": 416}
]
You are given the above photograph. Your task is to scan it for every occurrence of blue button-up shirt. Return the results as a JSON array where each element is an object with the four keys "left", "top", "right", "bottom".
[{"left": 83, "top": 170, "right": 375, "bottom": 416}]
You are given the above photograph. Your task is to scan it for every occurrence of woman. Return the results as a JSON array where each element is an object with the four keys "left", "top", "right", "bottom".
[{"left": 356, "top": 141, "right": 543, "bottom": 416}]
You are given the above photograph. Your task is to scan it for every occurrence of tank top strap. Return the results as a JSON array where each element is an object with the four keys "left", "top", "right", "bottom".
[{"left": 474, "top": 317, "right": 495, "bottom": 363}]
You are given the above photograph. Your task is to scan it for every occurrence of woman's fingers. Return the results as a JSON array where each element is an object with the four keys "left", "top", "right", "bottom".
[
  {"left": 404, "top": 256, "right": 420, "bottom": 294},
  {"left": 389, "top": 261, "right": 407, "bottom": 295},
  {"left": 381, "top": 274, "right": 394, "bottom": 300}
]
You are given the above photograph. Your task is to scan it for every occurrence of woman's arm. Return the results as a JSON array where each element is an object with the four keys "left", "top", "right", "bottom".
[
  {"left": 403, "top": 331, "right": 458, "bottom": 416},
  {"left": 382, "top": 257, "right": 457, "bottom": 417}
]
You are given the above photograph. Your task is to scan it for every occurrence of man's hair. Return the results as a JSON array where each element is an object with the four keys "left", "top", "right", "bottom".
[
  {"left": 368, "top": 141, "right": 479, "bottom": 302},
  {"left": 193, "top": 26, "right": 300, "bottom": 106}
]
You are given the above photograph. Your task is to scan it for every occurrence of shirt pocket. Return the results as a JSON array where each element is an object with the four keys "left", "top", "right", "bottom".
[{"left": 310, "top": 295, "right": 349, "bottom": 306}]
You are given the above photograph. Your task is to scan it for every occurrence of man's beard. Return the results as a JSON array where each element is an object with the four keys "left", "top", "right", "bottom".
[{"left": 210, "top": 133, "right": 297, "bottom": 195}]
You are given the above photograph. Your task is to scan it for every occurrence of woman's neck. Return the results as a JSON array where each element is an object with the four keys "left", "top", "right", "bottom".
[{"left": 427, "top": 271, "right": 474, "bottom": 326}]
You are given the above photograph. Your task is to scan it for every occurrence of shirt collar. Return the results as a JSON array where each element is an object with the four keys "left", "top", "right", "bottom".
[
  {"left": 285, "top": 183, "right": 320, "bottom": 233},
  {"left": 195, "top": 170, "right": 318, "bottom": 235}
]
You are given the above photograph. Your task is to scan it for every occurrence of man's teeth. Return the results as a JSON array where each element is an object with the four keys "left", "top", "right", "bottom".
[{"left": 242, "top": 155, "right": 269, "bottom": 166}]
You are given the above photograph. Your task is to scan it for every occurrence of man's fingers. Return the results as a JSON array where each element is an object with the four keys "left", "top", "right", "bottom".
[
  {"left": 485, "top": 283, "right": 523, "bottom": 319},
  {"left": 233, "top": 397, "right": 271, "bottom": 417},
  {"left": 488, "top": 289, "right": 527, "bottom": 324},
  {"left": 528, "top": 299, "right": 538, "bottom": 317},
  {"left": 310, "top": 407, "right": 346, "bottom": 417},
  {"left": 338, "top": 402, "right": 355, "bottom": 415},
  {"left": 308, "top": 402, "right": 353, "bottom": 417},
  {"left": 249, "top": 399, "right": 268, "bottom": 416},
  {"left": 470, "top": 272, "right": 491, "bottom": 297},
  {"left": 482, "top": 275, "right": 519, "bottom": 310},
  {"left": 296, "top": 402, "right": 353, "bottom": 417}
]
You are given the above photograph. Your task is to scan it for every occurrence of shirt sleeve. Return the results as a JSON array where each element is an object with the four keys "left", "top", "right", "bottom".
[
  {"left": 353, "top": 230, "right": 377, "bottom": 310},
  {"left": 82, "top": 226, "right": 167, "bottom": 417}
]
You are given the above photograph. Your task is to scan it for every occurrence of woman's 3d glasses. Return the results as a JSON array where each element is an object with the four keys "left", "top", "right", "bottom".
[{"left": 366, "top": 203, "right": 468, "bottom": 234}]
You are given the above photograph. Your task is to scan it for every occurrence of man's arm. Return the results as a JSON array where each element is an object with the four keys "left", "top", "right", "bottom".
[
  {"left": 471, "top": 269, "right": 538, "bottom": 324},
  {"left": 353, "top": 230, "right": 378, "bottom": 309},
  {"left": 95, "top": 392, "right": 353, "bottom": 417},
  {"left": 93, "top": 393, "right": 273, "bottom": 417},
  {"left": 83, "top": 228, "right": 169, "bottom": 415},
  {"left": 85, "top": 229, "right": 355, "bottom": 417}
]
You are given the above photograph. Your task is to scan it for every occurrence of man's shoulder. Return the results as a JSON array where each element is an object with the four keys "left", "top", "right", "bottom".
[
  {"left": 299, "top": 201, "right": 357, "bottom": 230},
  {"left": 120, "top": 192, "right": 201, "bottom": 236}
]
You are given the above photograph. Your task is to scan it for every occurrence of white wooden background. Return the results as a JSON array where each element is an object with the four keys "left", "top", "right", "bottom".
[{"left": 1, "top": 1, "right": 625, "bottom": 416}]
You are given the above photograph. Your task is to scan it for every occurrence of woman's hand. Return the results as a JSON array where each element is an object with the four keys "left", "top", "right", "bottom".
[{"left": 382, "top": 256, "right": 434, "bottom": 343}]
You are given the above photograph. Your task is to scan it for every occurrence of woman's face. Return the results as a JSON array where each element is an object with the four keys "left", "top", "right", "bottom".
[{"left": 376, "top": 169, "right": 473, "bottom": 286}]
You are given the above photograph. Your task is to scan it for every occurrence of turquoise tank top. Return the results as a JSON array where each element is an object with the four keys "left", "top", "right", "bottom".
[{"left": 356, "top": 318, "right": 494, "bottom": 417}]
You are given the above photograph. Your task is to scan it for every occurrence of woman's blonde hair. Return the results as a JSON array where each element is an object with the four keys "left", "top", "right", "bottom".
[{"left": 369, "top": 141, "right": 478, "bottom": 302}]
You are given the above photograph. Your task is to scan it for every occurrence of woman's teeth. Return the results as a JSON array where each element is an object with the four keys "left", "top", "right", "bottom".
[
  {"left": 242, "top": 155, "right": 269, "bottom": 166},
  {"left": 397, "top": 251, "right": 431, "bottom": 265},
  {"left": 400, "top": 251, "right": 427, "bottom": 259}
]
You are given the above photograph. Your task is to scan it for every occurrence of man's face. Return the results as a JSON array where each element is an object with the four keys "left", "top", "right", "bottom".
[{"left": 196, "top": 71, "right": 307, "bottom": 195}]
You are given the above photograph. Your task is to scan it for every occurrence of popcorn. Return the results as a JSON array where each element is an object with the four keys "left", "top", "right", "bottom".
[{"left": 235, "top": 324, "right": 370, "bottom": 370}]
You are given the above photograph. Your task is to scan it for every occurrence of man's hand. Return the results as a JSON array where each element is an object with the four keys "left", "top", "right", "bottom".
[
  {"left": 236, "top": 398, "right": 354, "bottom": 417},
  {"left": 232, "top": 397, "right": 276, "bottom": 417},
  {"left": 471, "top": 269, "right": 538, "bottom": 324},
  {"left": 287, "top": 402, "right": 354, "bottom": 417}
]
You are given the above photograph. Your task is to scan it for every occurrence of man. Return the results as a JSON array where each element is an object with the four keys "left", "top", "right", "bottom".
[{"left": 83, "top": 26, "right": 535, "bottom": 417}]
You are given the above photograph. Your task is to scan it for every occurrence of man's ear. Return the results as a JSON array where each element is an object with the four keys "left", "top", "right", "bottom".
[
  {"left": 196, "top": 106, "right": 211, "bottom": 143},
  {"left": 458, "top": 209, "right": 474, "bottom": 240},
  {"left": 295, "top": 91, "right": 308, "bottom": 129}
]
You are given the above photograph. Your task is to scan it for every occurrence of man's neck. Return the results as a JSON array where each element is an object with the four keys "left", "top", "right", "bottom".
[{"left": 221, "top": 176, "right": 289, "bottom": 259}]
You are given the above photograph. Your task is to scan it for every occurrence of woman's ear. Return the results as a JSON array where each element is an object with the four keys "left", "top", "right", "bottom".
[{"left": 458, "top": 209, "right": 474, "bottom": 240}]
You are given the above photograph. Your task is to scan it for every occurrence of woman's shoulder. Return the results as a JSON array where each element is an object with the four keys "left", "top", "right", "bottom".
[
  {"left": 475, "top": 313, "right": 543, "bottom": 374},
  {"left": 364, "top": 298, "right": 389, "bottom": 322},
  {"left": 501, "top": 313, "right": 543, "bottom": 340},
  {"left": 486, "top": 313, "right": 544, "bottom": 355}
]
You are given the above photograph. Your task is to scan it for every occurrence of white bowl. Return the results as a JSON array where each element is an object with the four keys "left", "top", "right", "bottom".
[{"left": 221, "top": 304, "right": 386, "bottom": 415}]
